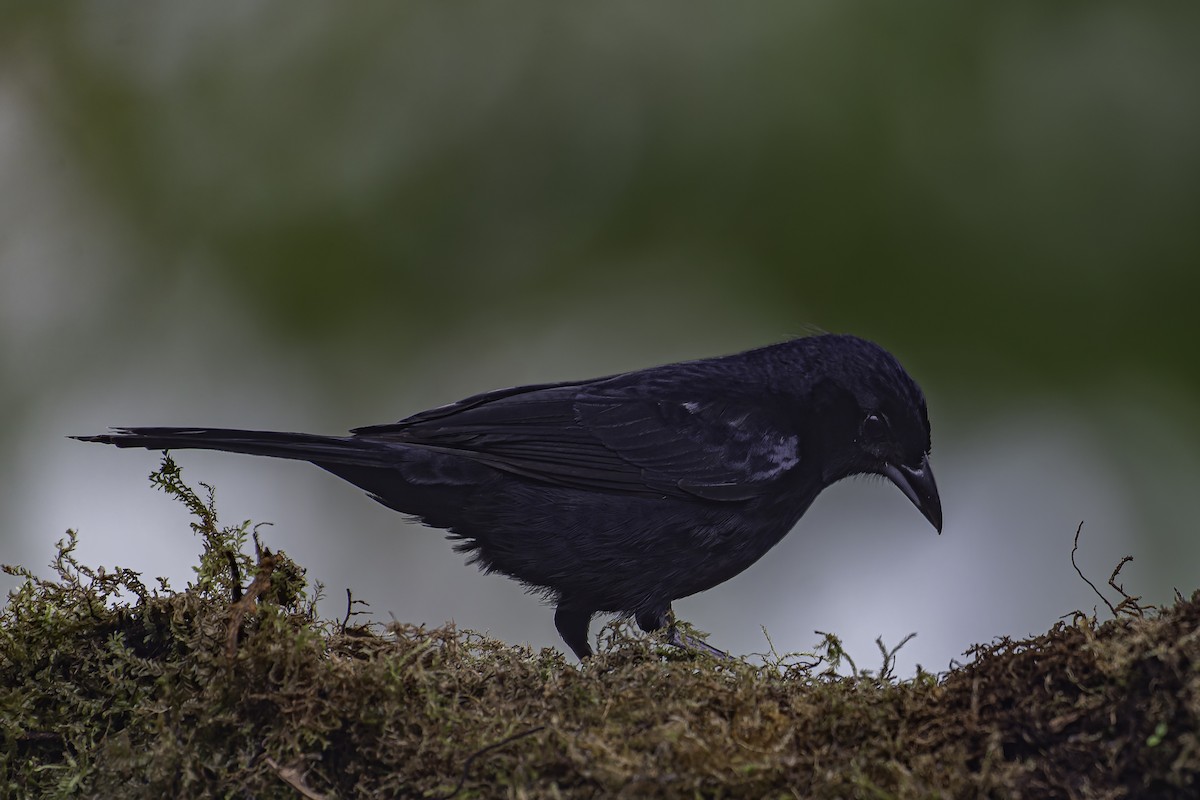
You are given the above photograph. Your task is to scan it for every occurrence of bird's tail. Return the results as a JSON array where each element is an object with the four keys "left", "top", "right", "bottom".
[
  {"left": 72, "top": 427, "right": 399, "bottom": 470},
  {"left": 73, "top": 426, "right": 489, "bottom": 531}
]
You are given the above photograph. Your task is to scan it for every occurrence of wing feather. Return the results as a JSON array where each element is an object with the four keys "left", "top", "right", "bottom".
[{"left": 354, "top": 378, "right": 800, "bottom": 501}]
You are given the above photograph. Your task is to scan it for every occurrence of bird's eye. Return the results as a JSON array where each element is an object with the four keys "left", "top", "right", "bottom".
[{"left": 862, "top": 414, "right": 889, "bottom": 440}]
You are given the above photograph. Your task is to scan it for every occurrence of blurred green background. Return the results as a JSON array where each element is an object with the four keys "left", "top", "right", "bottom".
[{"left": 2, "top": 3, "right": 1198, "bottom": 670}]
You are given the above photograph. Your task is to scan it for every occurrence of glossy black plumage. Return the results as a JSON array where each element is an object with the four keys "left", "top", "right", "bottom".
[{"left": 75, "top": 334, "right": 942, "bottom": 659}]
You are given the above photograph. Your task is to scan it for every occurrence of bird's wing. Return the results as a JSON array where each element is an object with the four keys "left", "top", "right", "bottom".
[{"left": 352, "top": 379, "right": 800, "bottom": 501}]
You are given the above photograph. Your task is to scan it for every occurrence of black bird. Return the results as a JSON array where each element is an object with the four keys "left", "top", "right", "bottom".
[{"left": 75, "top": 334, "right": 941, "bottom": 659}]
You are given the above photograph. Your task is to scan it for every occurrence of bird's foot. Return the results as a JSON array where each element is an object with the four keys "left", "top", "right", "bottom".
[{"left": 666, "top": 625, "right": 732, "bottom": 660}]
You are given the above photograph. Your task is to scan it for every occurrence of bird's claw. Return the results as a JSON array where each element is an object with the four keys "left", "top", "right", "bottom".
[{"left": 666, "top": 625, "right": 732, "bottom": 660}]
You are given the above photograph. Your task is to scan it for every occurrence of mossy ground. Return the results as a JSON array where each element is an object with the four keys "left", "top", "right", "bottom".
[{"left": 2, "top": 457, "right": 1197, "bottom": 798}]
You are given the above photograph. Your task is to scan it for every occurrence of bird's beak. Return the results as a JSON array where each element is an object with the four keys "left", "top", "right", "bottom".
[{"left": 882, "top": 456, "right": 943, "bottom": 533}]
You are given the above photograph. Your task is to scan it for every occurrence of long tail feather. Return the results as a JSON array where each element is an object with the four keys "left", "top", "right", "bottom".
[{"left": 72, "top": 427, "right": 399, "bottom": 470}]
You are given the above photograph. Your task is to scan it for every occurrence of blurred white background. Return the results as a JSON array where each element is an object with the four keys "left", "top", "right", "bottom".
[{"left": 3, "top": 4, "right": 1198, "bottom": 673}]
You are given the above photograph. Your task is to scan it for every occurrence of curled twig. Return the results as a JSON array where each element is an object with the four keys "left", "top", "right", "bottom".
[
  {"left": 1108, "top": 555, "right": 1146, "bottom": 617},
  {"left": 1070, "top": 522, "right": 1142, "bottom": 618},
  {"left": 1070, "top": 521, "right": 1117, "bottom": 617}
]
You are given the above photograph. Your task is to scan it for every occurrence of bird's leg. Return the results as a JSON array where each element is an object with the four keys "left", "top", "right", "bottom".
[
  {"left": 636, "top": 605, "right": 731, "bottom": 660},
  {"left": 554, "top": 604, "right": 594, "bottom": 660},
  {"left": 635, "top": 606, "right": 671, "bottom": 634}
]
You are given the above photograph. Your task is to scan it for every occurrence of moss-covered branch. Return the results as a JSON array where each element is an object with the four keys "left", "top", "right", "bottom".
[{"left": 2, "top": 457, "right": 1196, "bottom": 798}]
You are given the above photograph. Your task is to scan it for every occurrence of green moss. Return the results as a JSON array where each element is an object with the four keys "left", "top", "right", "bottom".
[{"left": 2, "top": 456, "right": 1198, "bottom": 798}]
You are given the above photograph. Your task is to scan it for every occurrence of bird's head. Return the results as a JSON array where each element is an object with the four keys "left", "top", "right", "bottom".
[{"left": 793, "top": 335, "right": 942, "bottom": 533}]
